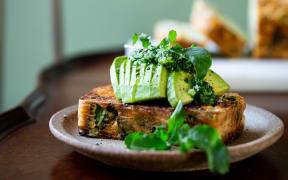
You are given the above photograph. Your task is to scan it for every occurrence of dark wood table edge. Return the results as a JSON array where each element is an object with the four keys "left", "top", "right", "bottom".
[{"left": 0, "top": 49, "right": 124, "bottom": 141}]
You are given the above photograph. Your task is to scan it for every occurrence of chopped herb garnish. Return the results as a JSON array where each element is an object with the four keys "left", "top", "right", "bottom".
[
  {"left": 189, "top": 78, "right": 216, "bottom": 105},
  {"left": 125, "top": 101, "right": 230, "bottom": 174},
  {"left": 130, "top": 30, "right": 211, "bottom": 78}
]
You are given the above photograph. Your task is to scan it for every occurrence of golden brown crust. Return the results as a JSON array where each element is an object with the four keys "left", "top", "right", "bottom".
[
  {"left": 78, "top": 85, "right": 245, "bottom": 144},
  {"left": 190, "top": 0, "right": 246, "bottom": 58},
  {"left": 252, "top": 0, "right": 288, "bottom": 58}
]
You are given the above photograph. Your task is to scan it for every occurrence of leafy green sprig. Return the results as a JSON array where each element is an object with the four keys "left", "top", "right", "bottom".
[
  {"left": 125, "top": 101, "right": 230, "bottom": 174},
  {"left": 131, "top": 30, "right": 212, "bottom": 78}
]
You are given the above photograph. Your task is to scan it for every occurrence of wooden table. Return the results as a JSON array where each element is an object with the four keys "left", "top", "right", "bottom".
[{"left": 0, "top": 51, "right": 287, "bottom": 180}]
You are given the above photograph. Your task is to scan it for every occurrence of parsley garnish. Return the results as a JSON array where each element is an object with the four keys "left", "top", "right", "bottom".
[{"left": 125, "top": 101, "right": 230, "bottom": 174}]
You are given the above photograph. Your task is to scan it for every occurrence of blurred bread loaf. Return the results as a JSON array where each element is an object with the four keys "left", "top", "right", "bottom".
[
  {"left": 154, "top": 20, "right": 207, "bottom": 48},
  {"left": 250, "top": 0, "right": 288, "bottom": 58},
  {"left": 190, "top": 0, "right": 247, "bottom": 57}
]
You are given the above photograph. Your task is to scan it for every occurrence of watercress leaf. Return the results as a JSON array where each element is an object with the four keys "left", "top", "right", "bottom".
[
  {"left": 155, "top": 125, "right": 169, "bottom": 142},
  {"left": 167, "top": 101, "right": 186, "bottom": 144},
  {"left": 132, "top": 33, "right": 138, "bottom": 45},
  {"left": 128, "top": 134, "right": 169, "bottom": 151},
  {"left": 168, "top": 101, "right": 186, "bottom": 134},
  {"left": 185, "top": 46, "right": 212, "bottom": 79},
  {"left": 125, "top": 132, "right": 145, "bottom": 149},
  {"left": 159, "top": 37, "right": 170, "bottom": 49},
  {"left": 177, "top": 124, "right": 193, "bottom": 152},
  {"left": 186, "top": 125, "right": 230, "bottom": 174},
  {"left": 139, "top": 33, "right": 151, "bottom": 48},
  {"left": 169, "top": 30, "right": 177, "bottom": 44}
]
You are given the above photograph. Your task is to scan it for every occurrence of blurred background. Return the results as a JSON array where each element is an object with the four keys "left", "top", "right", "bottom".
[{"left": 1, "top": 0, "right": 287, "bottom": 112}]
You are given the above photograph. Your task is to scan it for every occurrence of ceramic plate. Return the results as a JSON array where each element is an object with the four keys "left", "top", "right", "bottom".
[{"left": 49, "top": 104, "right": 284, "bottom": 172}]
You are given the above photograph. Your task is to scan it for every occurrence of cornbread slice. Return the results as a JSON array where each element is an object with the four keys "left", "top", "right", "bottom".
[
  {"left": 250, "top": 0, "right": 288, "bottom": 58},
  {"left": 78, "top": 85, "right": 245, "bottom": 144},
  {"left": 153, "top": 20, "right": 207, "bottom": 48},
  {"left": 190, "top": 0, "right": 247, "bottom": 57}
]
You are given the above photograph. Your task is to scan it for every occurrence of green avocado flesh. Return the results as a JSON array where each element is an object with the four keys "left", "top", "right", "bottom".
[
  {"left": 110, "top": 56, "right": 128, "bottom": 100},
  {"left": 166, "top": 69, "right": 230, "bottom": 107},
  {"left": 113, "top": 57, "right": 168, "bottom": 103},
  {"left": 134, "top": 64, "right": 167, "bottom": 102},
  {"left": 119, "top": 59, "right": 128, "bottom": 100},
  {"left": 204, "top": 70, "right": 230, "bottom": 96},
  {"left": 110, "top": 57, "right": 229, "bottom": 106},
  {"left": 167, "top": 71, "right": 193, "bottom": 107},
  {"left": 121, "top": 60, "right": 134, "bottom": 102},
  {"left": 134, "top": 63, "right": 151, "bottom": 101}
]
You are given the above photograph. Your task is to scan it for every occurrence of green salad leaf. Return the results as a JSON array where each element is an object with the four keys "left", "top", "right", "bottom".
[
  {"left": 178, "top": 125, "right": 229, "bottom": 174},
  {"left": 158, "top": 30, "right": 177, "bottom": 49},
  {"left": 168, "top": 30, "right": 177, "bottom": 44},
  {"left": 167, "top": 101, "right": 186, "bottom": 144},
  {"left": 155, "top": 125, "right": 169, "bottom": 142},
  {"left": 124, "top": 101, "right": 230, "bottom": 174},
  {"left": 132, "top": 33, "right": 138, "bottom": 45},
  {"left": 159, "top": 37, "right": 170, "bottom": 49},
  {"left": 139, "top": 33, "right": 151, "bottom": 48},
  {"left": 185, "top": 46, "right": 212, "bottom": 79},
  {"left": 125, "top": 132, "right": 169, "bottom": 151}
]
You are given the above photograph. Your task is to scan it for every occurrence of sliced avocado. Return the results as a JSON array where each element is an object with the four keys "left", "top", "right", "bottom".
[
  {"left": 134, "top": 63, "right": 150, "bottom": 102},
  {"left": 150, "top": 64, "right": 168, "bottom": 99},
  {"left": 130, "top": 61, "right": 140, "bottom": 89},
  {"left": 110, "top": 56, "right": 128, "bottom": 100},
  {"left": 204, "top": 69, "right": 230, "bottom": 96},
  {"left": 121, "top": 61, "right": 140, "bottom": 103},
  {"left": 144, "top": 64, "right": 155, "bottom": 85},
  {"left": 121, "top": 60, "right": 134, "bottom": 103},
  {"left": 118, "top": 59, "right": 128, "bottom": 100},
  {"left": 134, "top": 64, "right": 168, "bottom": 102},
  {"left": 167, "top": 70, "right": 193, "bottom": 107}
]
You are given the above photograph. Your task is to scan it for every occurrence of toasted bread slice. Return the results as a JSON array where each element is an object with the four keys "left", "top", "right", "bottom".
[
  {"left": 190, "top": 0, "right": 247, "bottom": 57},
  {"left": 78, "top": 85, "right": 245, "bottom": 143},
  {"left": 250, "top": 0, "right": 288, "bottom": 58}
]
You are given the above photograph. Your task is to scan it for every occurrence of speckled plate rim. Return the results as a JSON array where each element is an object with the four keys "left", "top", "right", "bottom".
[{"left": 49, "top": 104, "right": 284, "bottom": 168}]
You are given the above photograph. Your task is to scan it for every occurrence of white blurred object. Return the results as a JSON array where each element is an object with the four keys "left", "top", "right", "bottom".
[
  {"left": 124, "top": 39, "right": 157, "bottom": 56},
  {"left": 211, "top": 59, "right": 288, "bottom": 92},
  {"left": 154, "top": 20, "right": 206, "bottom": 45}
]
